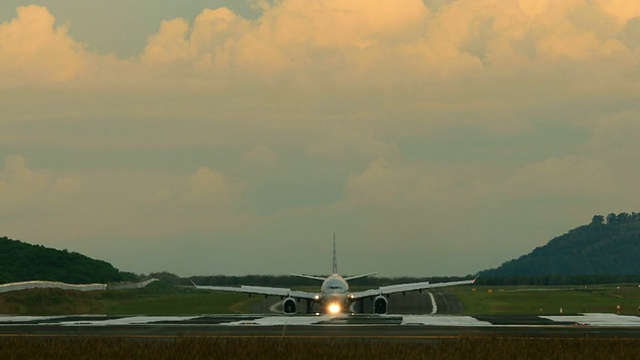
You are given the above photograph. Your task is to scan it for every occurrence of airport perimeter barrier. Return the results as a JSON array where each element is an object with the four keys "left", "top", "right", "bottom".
[
  {"left": 0, "top": 280, "right": 107, "bottom": 293},
  {"left": 107, "top": 278, "right": 159, "bottom": 290}
]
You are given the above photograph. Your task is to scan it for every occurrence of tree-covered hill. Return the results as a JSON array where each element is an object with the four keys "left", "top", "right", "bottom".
[
  {"left": 482, "top": 212, "right": 640, "bottom": 278},
  {"left": 0, "top": 237, "right": 137, "bottom": 284}
]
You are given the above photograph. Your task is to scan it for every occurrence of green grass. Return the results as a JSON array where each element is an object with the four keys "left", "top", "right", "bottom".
[
  {"left": 0, "top": 282, "right": 261, "bottom": 315},
  {"left": 1, "top": 336, "right": 639, "bottom": 360},
  {"left": 450, "top": 284, "right": 640, "bottom": 315},
  {"left": 2, "top": 282, "right": 640, "bottom": 316},
  {"left": 100, "top": 292, "right": 254, "bottom": 315}
]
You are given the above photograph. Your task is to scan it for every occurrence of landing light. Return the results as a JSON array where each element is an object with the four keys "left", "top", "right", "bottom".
[{"left": 328, "top": 303, "right": 341, "bottom": 314}]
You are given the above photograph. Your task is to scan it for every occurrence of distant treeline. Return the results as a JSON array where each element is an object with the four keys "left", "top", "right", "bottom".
[
  {"left": 152, "top": 271, "right": 640, "bottom": 287},
  {"left": 151, "top": 271, "right": 476, "bottom": 288},
  {"left": 479, "top": 275, "right": 640, "bottom": 286},
  {"left": 591, "top": 212, "right": 640, "bottom": 226},
  {"left": 0, "top": 237, "right": 138, "bottom": 284}
]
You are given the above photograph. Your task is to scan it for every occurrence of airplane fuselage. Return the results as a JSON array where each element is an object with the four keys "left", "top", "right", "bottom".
[{"left": 320, "top": 274, "right": 350, "bottom": 313}]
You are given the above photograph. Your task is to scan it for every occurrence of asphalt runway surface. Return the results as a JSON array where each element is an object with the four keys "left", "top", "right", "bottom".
[
  {"left": 2, "top": 314, "right": 640, "bottom": 339},
  {"left": 2, "top": 290, "right": 640, "bottom": 339}
]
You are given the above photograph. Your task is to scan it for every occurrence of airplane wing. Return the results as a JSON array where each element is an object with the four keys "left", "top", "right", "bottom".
[
  {"left": 350, "top": 278, "right": 476, "bottom": 300},
  {"left": 192, "top": 283, "right": 319, "bottom": 301}
]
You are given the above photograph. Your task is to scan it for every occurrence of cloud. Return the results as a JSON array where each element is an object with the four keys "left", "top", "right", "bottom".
[
  {"left": 305, "top": 127, "right": 399, "bottom": 161},
  {"left": 342, "top": 157, "right": 486, "bottom": 208},
  {"left": 0, "top": 155, "right": 79, "bottom": 210},
  {"left": 0, "top": 159, "right": 252, "bottom": 244},
  {"left": 503, "top": 156, "right": 616, "bottom": 199},
  {"left": 584, "top": 110, "right": 640, "bottom": 201},
  {"left": 619, "top": 17, "right": 640, "bottom": 49},
  {"left": 595, "top": 0, "right": 640, "bottom": 26},
  {"left": 343, "top": 158, "right": 404, "bottom": 207},
  {"left": 184, "top": 166, "right": 232, "bottom": 202},
  {"left": 3, "top": 1, "right": 640, "bottom": 101},
  {"left": 0, "top": 6, "right": 87, "bottom": 87},
  {"left": 242, "top": 145, "right": 278, "bottom": 169},
  {"left": 140, "top": 18, "right": 190, "bottom": 65},
  {"left": 116, "top": 0, "right": 640, "bottom": 129},
  {"left": 259, "top": 0, "right": 430, "bottom": 47},
  {"left": 2, "top": 1, "right": 640, "bottom": 276},
  {"left": 140, "top": 7, "right": 252, "bottom": 73},
  {"left": 589, "top": 110, "right": 640, "bottom": 157}
]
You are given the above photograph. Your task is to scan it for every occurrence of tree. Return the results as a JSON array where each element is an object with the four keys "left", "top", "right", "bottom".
[{"left": 591, "top": 215, "right": 605, "bottom": 225}]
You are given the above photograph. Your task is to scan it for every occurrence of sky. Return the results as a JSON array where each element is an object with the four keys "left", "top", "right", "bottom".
[{"left": 1, "top": 0, "right": 639, "bottom": 278}]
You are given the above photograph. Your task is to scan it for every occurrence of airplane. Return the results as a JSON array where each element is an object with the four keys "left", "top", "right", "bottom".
[{"left": 191, "top": 235, "right": 476, "bottom": 315}]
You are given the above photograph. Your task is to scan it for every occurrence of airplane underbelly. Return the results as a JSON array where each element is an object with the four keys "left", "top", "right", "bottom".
[{"left": 323, "top": 293, "right": 348, "bottom": 305}]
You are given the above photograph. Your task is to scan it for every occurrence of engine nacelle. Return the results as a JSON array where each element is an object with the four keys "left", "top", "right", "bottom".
[
  {"left": 373, "top": 295, "right": 388, "bottom": 314},
  {"left": 283, "top": 298, "right": 297, "bottom": 314}
]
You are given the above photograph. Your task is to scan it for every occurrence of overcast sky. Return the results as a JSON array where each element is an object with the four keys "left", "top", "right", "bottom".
[{"left": 1, "top": 1, "right": 639, "bottom": 277}]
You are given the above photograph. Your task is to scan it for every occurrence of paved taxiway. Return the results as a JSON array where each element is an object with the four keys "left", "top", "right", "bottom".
[{"left": 2, "top": 314, "right": 640, "bottom": 339}]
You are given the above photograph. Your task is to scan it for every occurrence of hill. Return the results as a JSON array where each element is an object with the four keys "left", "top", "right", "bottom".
[
  {"left": 482, "top": 212, "right": 640, "bottom": 278},
  {"left": 0, "top": 237, "right": 137, "bottom": 284}
]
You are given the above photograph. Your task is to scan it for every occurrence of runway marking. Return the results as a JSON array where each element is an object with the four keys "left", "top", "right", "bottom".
[
  {"left": 402, "top": 315, "right": 492, "bottom": 327},
  {"left": 541, "top": 313, "right": 640, "bottom": 327},
  {"left": 2, "top": 314, "right": 640, "bottom": 327},
  {"left": 269, "top": 300, "right": 282, "bottom": 313},
  {"left": 59, "top": 316, "right": 199, "bottom": 326},
  {"left": 221, "top": 315, "right": 334, "bottom": 326},
  {"left": 0, "top": 315, "right": 64, "bottom": 322},
  {"left": 427, "top": 291, "right": 437, "bottom": 315}
]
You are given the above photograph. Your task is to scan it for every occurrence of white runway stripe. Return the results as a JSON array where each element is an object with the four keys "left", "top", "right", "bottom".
[
  {"left": 221, "top": 315, "right": 333, "bottom": 326},
  {"left": 541, "top": 313, "right": 640, "bottom": 327},
  {"left": 401, "top": 315, "right": 492, "bottom": 327},
  {"left": 59, "top": 316, "right": 198, "bottom": 326},
  {"left": 0, "top": 315, "right": 64, "bottom": 323},
  {"left": 428, "top": 291, "right": 437, "bottom": 315}
]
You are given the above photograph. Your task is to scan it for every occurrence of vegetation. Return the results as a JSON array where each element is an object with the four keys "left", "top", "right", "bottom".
[
  {"left": 100, "top": 282, "right": 260, "bottom": 315},
  {"left": 1, "top": 336, "right": 639, "bottom": 360},
  {"left": 450, "top": 284, "right": 640, "bottom": 315},
  {"left": 2, "top": 281, "right": 639, "bottom": 316},
  {"left": 0, "top": 237, "right": 137, "bottom": 284},
  {"left": 481, "top": 212, "right": 640, "bottom": 282},
  {"left": 0, "top": 282, "right": 259, "bottom": 315}
]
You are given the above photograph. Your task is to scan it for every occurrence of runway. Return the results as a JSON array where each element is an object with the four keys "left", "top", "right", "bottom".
[
  {"left": 2, "top": 313, "right": 640, "bottom": 339},
  {"left": 2, "top": 290, "right": 639, "bottom": 338}
]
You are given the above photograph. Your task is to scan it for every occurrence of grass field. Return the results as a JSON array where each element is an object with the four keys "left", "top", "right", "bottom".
[
  {"left": 1, "top": 282, "right": 640, "bottom": 316},
  {"left": 1, "top": 336, "right": 639, "bottom": 360},
  {"left": 450, "top": 284, "right": 640, "bottom": 315},
  {"left": 0, "top": 282, "right": 261, "bottom": 315}
]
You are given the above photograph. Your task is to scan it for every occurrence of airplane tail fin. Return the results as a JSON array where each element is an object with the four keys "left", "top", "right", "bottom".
[
  {"left": 331, "top": 234, "right": 378, "bottom": 281},
  {"left": 332, "top": 233, "right": 337, "bottom": 275}
]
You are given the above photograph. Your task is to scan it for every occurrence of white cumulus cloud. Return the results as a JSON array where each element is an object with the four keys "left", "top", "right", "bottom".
[{"left": 0, "top": 6, "right": 87, "bottom": 87}]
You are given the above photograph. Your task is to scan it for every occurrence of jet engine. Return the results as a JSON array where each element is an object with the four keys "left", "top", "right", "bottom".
[
  {"left": 373, "top": 295, "right": 388, "bottom": 314},
  {"left": 283, "top": 298, "right": 297, "bottom": 314}
]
